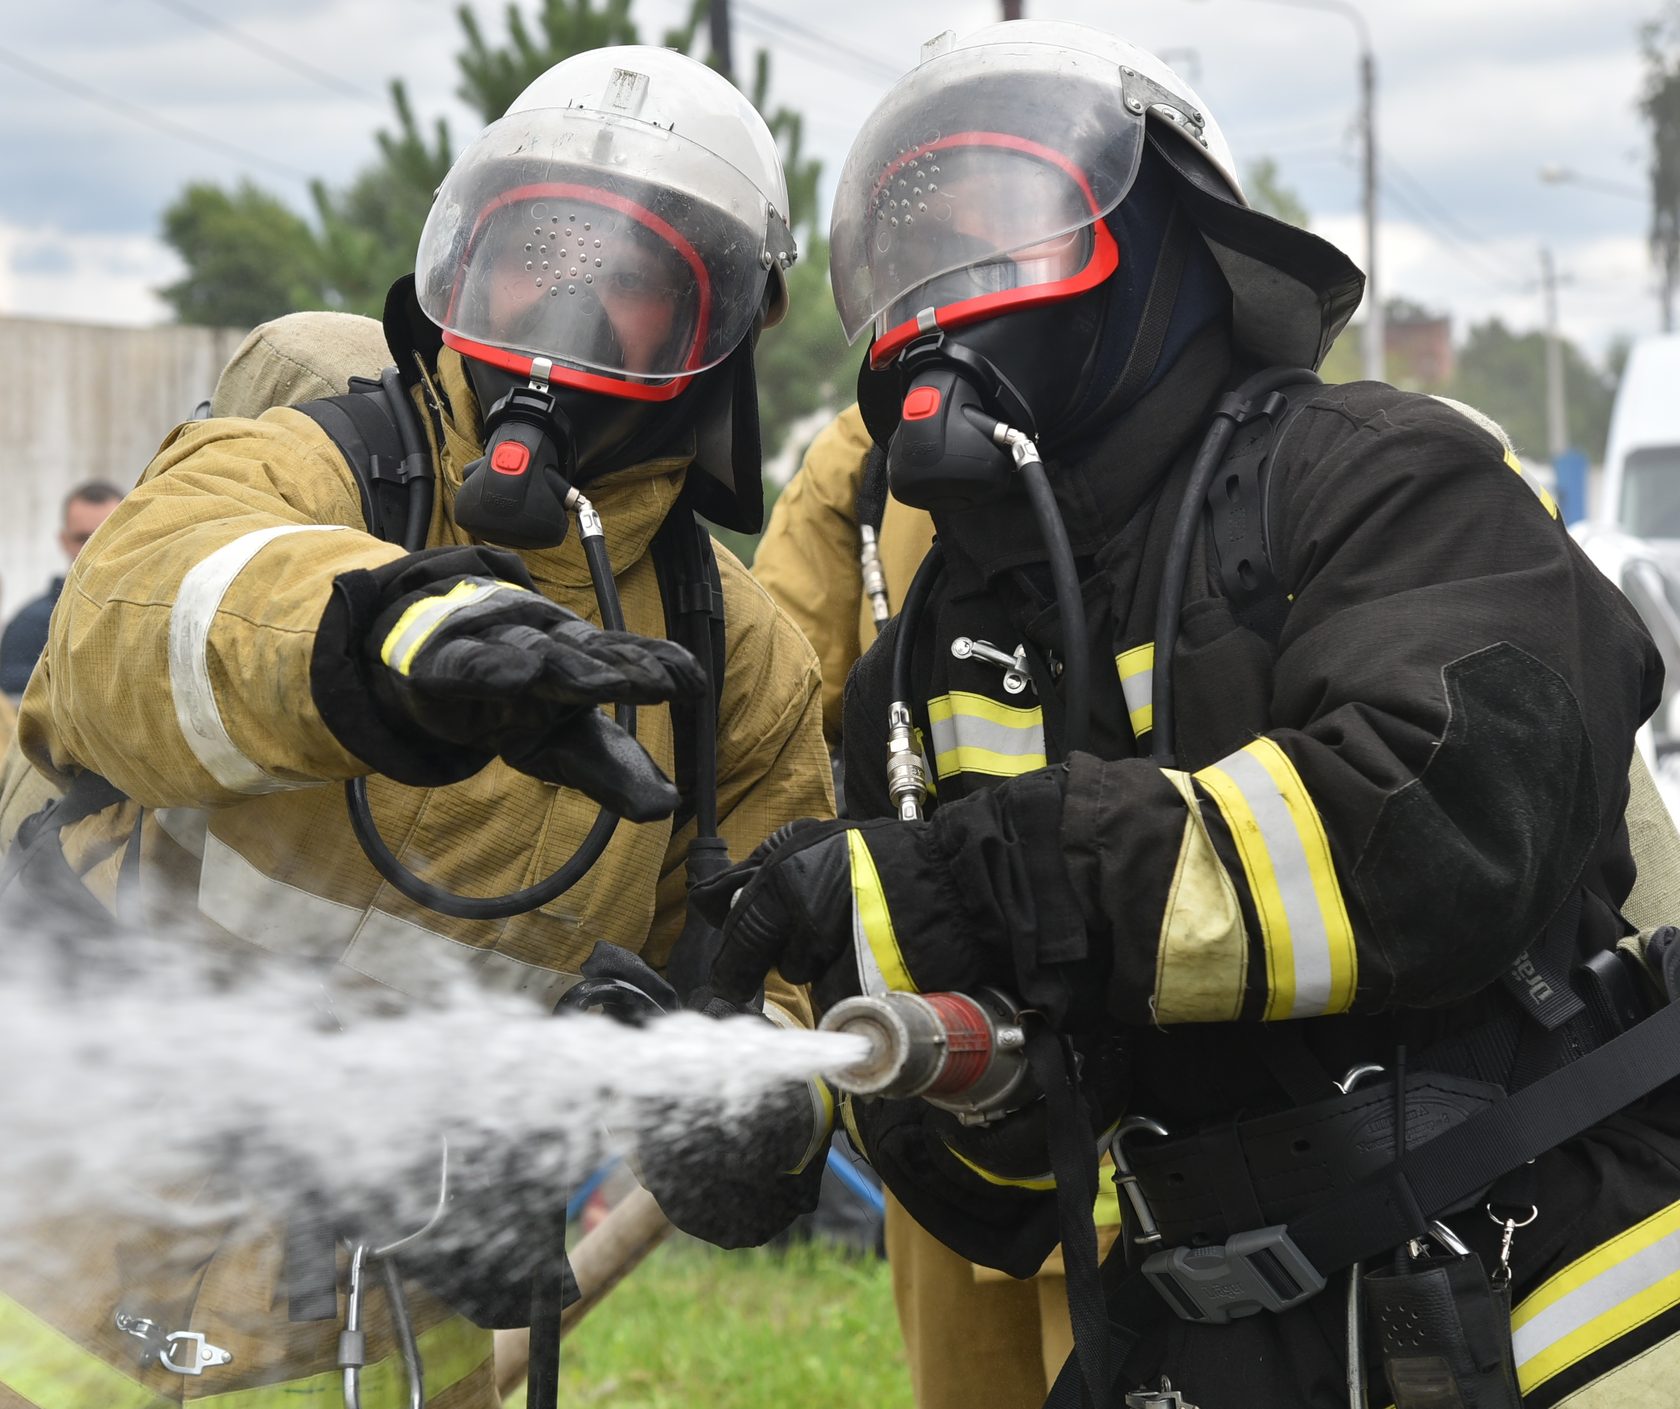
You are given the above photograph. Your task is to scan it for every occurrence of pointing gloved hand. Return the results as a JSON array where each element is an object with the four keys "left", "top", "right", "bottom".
[
  {"left": 574, "top": 942, "right": 831, "bottom": 1248},
  {"left": 690, "top": 768, "right": 1099, "bottom": 1025},
  {"left": 314, "top": 546, "right": 702, "bottom": 820}
]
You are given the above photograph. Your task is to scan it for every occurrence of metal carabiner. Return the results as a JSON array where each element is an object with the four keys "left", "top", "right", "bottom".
[
  {"left": 341, "top": 1140, "right": 447, "bottom": 1409},
  {"left": 343, "top": 1243, "right": 421, "bottom": 1409},
  {"left": 1110, "top": 1115, "right": 1171, "bottom": 1246}
]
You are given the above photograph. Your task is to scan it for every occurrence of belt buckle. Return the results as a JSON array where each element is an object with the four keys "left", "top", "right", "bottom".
[{"left": 1141, "top": 1224, "right": 1327, "bottom": 1324}]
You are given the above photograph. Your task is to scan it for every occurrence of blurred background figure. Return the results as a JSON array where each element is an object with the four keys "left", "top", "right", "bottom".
[{"left": 0, "top": 479, "right": 123, "bottom": 699}]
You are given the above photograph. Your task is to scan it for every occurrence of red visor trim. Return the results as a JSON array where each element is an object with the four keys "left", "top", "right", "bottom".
[
  {"left": 447, "top": 179, "right": 713, "bottom": 375},
  {"left": 441, "top": 331, "right": 692, "bottom": 402},
  {"left": 867, "top": 219, "right": 1120, "bottom": 369}
]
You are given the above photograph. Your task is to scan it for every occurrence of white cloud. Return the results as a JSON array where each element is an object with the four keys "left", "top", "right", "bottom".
[
  {"left": 0, "top": 0, "right": 1669, "bottom": 364},
  {"left": 0, "top": 222, "right": 181, "bottom": 326}
]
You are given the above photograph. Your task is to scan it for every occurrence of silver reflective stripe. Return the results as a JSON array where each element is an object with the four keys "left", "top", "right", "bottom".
[
  {"left": 1117, "top": 643, "right": 1154, "bottom": 739},
  {"left": 1511, "top": 1201, "right": 1680, "bottom": 1390},
  {"left": 381, "top": 580, "right": 520, "bottom": 676},
  {"left": 198, "top": 832, "right": 576, "bottom": 1008},
  {"left": 926, "top": 693, "right": 1046, "bottom": 779},
  {"left": 1195, "top": 742, "right": 1356, "bottom": 1018},
  {"left": 168, "top": 525, "right": 347, "bottom": 795}
]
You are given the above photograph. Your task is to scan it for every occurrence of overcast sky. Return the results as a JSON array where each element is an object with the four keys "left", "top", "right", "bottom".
[{"left": 0, "top": 0, "right": 1662, "bottom": 361}]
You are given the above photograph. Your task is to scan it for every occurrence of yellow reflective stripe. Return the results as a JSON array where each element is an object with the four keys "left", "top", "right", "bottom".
[
  {"left": 0, "top": 1291, "right": 172, "bottom": 1409},
  {"left": 762, "top": 1004, "right": 837, "bottom": 1173},
  {"left": 1093, "top": 1176, "right": 1124, "bottom": 1228},
  {"left": 944, "top": 1142, "right": 1056, "bottom": 1191},
  {"left": 1504, "top": 446, "right": 1560, "bottom": 519},
  {"left": 1510, "top": 1198, "right": 1680, "bottom": 1392},
  {"left": 848, "top": 830, "right": 916, "bottom": 993},
  {"left": 379, "top": 578, "right": 522, "bottom": 676},
  {"left": 0, "top": 1293, "right": 490, "bottom": 1409},
  {"left": 1116, "top": 643, "right": 1155, "bottom": 738},
  {"left": 1194, "top": 738, "right": 1357, "bottom": 1019},
  {"left": 840, "top": 1093, "right": 869, "bottom": 1158},
  {"left": 927, "top": 692, "right": 1046, "bottom": 779}
]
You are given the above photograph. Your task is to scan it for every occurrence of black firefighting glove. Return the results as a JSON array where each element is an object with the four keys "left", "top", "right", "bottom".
[
  {"left": 843, "top": 1028, "right": 1130, "bottom": 1277},
  {"left": 692, "top": 768, "right": 1099, "bottom": 1026},
  {"left": 313, "top": 546, "right": 703, "bottom": 820},
  {"left": 575, "top": 942, "right": 831, "bottom": 1249}
]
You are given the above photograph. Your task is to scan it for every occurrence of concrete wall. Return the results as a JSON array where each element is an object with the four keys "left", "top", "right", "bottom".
[{"left": 0, "top": 315, "right": 246, "bottom": 624}]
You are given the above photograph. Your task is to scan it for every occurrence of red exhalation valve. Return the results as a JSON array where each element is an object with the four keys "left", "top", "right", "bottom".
[
  {"left": 902, "top": 385, "right": 943, "bottom": 421},
  {"left": 819, "top": 988, "right": 1033, "bottom": 1126}
]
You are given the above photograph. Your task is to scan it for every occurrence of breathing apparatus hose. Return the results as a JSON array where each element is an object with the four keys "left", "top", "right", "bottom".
[
  {"left": 1010, "top": 438, "right": 1091, "bottom": 758},
  {"left": 1151, "top": 367, "right": 1319, "bottom": 767},
  {"left": 345, "top": 488, "right": 628, "bottom": 920}
]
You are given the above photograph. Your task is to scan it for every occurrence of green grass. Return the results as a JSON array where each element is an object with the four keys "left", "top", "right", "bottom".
[{"left": 510, "top": 1239, "right": 914, "bottom": 1408}]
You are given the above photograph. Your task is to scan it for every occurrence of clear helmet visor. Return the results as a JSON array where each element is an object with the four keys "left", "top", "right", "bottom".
[
  {"left": 830, "top": 41, "right": 1149, "bottom": 345},
  {"left": 417, "top": 107, "right": 787, "bottom": 385}
]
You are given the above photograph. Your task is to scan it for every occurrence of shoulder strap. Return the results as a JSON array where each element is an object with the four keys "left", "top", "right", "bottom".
[
  {"left": 295, "top": 373, "right": 431, "bottom": 548},
  {"left": 1202, "top": 376, "right": 1320, "bottom": 646},
  {"left": 650, "top": 510, "right": 726, "bottom": 832}
]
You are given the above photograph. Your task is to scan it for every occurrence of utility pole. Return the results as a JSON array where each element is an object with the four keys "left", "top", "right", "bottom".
[
  {"left": 1540, "top": 245, "right": 1570, "bottom": 461},
  {"left": 1360, "top": 46, "right": 1383, "bottom": 382},
  {"left": 709, "top": 0, "right": 734, "bottom": 80}
]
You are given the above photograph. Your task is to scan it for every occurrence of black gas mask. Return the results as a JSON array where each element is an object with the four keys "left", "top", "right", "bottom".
[
  {"left": 453, "top": 358, "right": 702, "bottom": 550},
  {"left": 856, "top": 297, "right": 1103, "bottom": 516}
]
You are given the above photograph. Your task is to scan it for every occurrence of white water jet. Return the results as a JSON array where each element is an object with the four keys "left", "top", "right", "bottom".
[{"left": 0, "top": 922, "right": 867, "bottom": 1277}]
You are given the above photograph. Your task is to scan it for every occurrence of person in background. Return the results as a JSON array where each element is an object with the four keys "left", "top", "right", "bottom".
[{"left": 0, "top": 480, "right": 124, "bottom": 697}]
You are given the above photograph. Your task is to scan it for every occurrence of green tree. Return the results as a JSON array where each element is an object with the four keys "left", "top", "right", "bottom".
[
  {"left": 1443, "top": 318, "right": 1617, "bottom": 462},
  {"left": 1245, "top": 157, "right": 1309, "bottom": 228},
  {"left": 310, "top": 82, "right": 456, "bottom": 316},
  {"left": 1641, "top": 4, "right": 1680, "bottom": 331},
  {"left": 157, "top": 181, "right": 327, "bottom": 327}
]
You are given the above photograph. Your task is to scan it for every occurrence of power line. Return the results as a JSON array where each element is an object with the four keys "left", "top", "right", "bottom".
[
  {"left": 1380, "top": 148, "right": 1508, "bottom": 258},
  {"left": 731, "top": 0, "right": 903, "bottom": 85},
  {"left": 139, "top": 0, "right": 383, "bottom": 106},
  {"left": 1376, "top": 174, "right": 1527, "bottom": 293},
  {"left": 0, "top": 43, "right": 312, "bottom": 182}
]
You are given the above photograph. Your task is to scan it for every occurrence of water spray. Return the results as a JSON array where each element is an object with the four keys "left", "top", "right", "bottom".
[{"left": 818, "top": 988, "right": 1034, "bottom": 1125}]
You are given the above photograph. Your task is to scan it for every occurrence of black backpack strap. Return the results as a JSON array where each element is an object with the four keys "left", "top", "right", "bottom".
[
  {"left": 295, "top": 372, "right": 432, "bottom": 548},
  {"left": 650, "top": 510, "right": 726, "bottom": 834},
  {"left": 1202, "top": 376, "right": 1320, "bottom": 646}
]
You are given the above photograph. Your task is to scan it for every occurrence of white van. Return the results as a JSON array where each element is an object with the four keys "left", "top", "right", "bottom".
[
  {"left": 1580, "top": 333, "right": 1680, "bottom": 779},
  {"left": 1601, "top": 333, "right": 1680, "bottom": 541}
]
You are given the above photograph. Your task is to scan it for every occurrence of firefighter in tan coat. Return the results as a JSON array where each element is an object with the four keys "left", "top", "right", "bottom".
[{"left": 0, "top": 48, "right": 832, "bottom": 1408}]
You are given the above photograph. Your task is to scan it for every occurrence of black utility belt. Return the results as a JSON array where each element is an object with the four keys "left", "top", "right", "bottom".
[{"left": 1120, "top": 1071, "right": 1501, "bottom": 1252}]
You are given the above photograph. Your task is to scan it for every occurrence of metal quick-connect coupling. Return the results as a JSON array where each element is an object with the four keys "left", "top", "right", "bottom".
[
  {"left": 859, "top": 525, "right": 891, "bottom": 629},
  {"left": 886, "top": 701, "right": 927, "bottom": 821}
]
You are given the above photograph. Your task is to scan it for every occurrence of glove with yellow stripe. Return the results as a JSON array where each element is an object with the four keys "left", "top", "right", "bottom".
[
  {"left": 693, "top": 768, "right": 1098, "bottom": 1025},
  {"left": 314, "top": 546, "right": 702, "bottom": 820},
  {"left": 577, "top": 942, "right": 832, "bottom": 1248}
]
